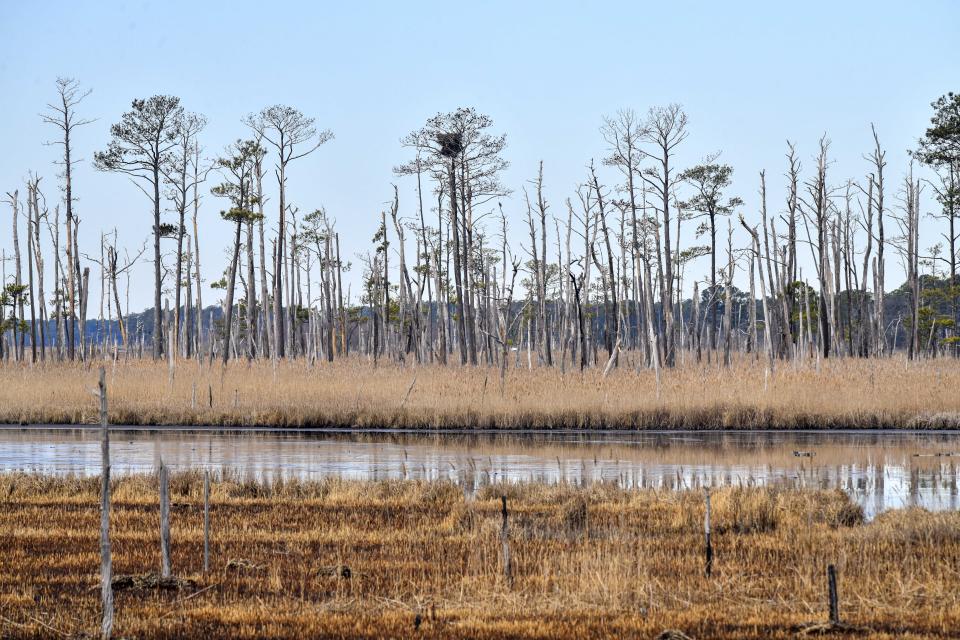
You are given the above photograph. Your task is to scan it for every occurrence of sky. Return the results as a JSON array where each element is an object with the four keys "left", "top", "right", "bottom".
[{"left": 0, "top": 0, "right": 957, "bottom": 313}]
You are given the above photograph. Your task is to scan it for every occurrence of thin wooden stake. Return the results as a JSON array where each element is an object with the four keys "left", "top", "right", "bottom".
[
  {"left": 98, "top": 367, "right": 113, "bottom": 640},
  {"left": 159, "top": 462, "right": 172, "bottom": 579},
  {"left": 203, "top": 470, "right": 210, "bottom": 573},
  {"left": 191, "top": 382, "right": 197, "bottom": 410},
  {"left": 827, "top": 564, "right": 839, "bottom": 624},
  {"left": 500, "top": 495, "right": 512, "bottom": 586},
  {"left": 208, "top": 384, "right": 213, "bottom": 409},
  {"left": 704, "top": 489, "right": 713, "bottom": 577}
]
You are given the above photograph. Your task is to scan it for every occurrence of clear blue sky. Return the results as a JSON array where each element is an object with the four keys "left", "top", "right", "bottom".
[{"left": 1, "top": 0, "right": 957, "bottom": 311}]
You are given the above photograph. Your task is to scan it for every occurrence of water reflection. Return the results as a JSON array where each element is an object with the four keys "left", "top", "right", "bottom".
[{"left": 2, "top": 428, "right": 959, "bottom": 518}]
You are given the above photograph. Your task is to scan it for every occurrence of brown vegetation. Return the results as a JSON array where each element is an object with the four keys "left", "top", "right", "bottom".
[
  {"left": 1, "top": 473, "right": 959, "bottom": 638},
  {"left": 1, "top": 357, "right": 959, "bottom": 429}
]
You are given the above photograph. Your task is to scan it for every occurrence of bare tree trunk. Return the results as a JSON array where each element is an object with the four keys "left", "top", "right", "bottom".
[
  {"left": 191, "top": 146, "right": 204, "bottom": 360},
  {"left": 7, "top": 191, "right": 23, "bottom": 361},
  {"left": 741, "top": 216, "right": 776, "bottom": 373},
  {"left": 723, "top": 222, "right": 734, "bottom": 367},
  {"left": 80, "top": 266, "right": 90, "bottom": 361},
  {"left": 336, "top": 233, "right": 346, "bottom": 356},
  {"left": 589, "top": 163, "right": 618, "bottom": 363},
  {"left": 26, "top": 189, "right": 37, "bottom": 363},
  {"left": 98, "top": 367, "right": 113, "bottom": 640},
  {"left": 448, "top": 157, "right": 468, "bottom": 365},
  {"left": 159, "top": 461, "right": 171, "bottom": 579},
  {"left": 30, "top": 182, "right": 46, "bottom": 361},
  {"left": 536, "top": 163, "right": 553, "bottom": 367},
  {"left": 435, "top": 198, "right": 448, "bottom": 364},
  {"left": 869, "top": 125, "right": 886, "bottom": 357}
]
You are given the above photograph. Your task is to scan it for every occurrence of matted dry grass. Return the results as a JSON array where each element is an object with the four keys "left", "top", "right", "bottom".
[
  {"left": 1, "top": 473, "right": 959, "bottom": 638},
  {"left": 0, "top": 355, "right": 959, "bottom": 429}
]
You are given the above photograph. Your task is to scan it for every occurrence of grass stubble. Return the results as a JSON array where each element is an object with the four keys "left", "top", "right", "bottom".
[
  {"left": 0, "top": 356, "right": 959, "bottom": 429},
  {"left": 1, "top": 473, "right": 959, "bottom": 639}
]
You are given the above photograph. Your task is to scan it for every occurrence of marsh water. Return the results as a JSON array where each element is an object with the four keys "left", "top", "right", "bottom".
[{"left": 3, "top": 427, "right": 960, "bottom": 518}]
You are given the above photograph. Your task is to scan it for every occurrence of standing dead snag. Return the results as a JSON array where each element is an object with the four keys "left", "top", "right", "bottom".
[
  {"left": 245, "top": 105, "right": 333, "bottom": 359},
  {"left": 722, "top": 221, "right": 735, "bottom": 367},
  {"left": 97, "top": 367, "right": 113, "bottom": 640},
  {"left": 602, "top": 110, "right": 648, "bottom": 361},
  {"left": 203, "top": 470, "right": 210, "bottom": 574},
  {"left": 42, "top": 78, "right": 93, "bottom": 361},
  {"left": 3, "top": 190, "right": 26, "bottom": 362},
  {"left": 159, "top": 461, "right": 172, "bottom": 579},
  {"left": 588, "top": 161, "right": 619, "bottom": 363},
  {"left": 639, "top": 104, "right": 689, "bottom": 367},
  {"left": 827, "top": 564, "right": 840, "bottom": 624},
  {"left": 704, "top": 489, "right": 713, "bottom": 577},
  {"left": 500, "top": 496, "right": 512, "bottom": 586},
  {"left": 162, "top": 111, "right": 206, "bottom": 359},
  {"left": 740, "top": 213, "right": 776, "bottom": 373}
]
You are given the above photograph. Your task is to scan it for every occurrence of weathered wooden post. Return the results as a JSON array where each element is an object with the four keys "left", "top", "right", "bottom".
[
  {"left": 208, "top": 384, "right": 213, "bottom": 409},
  {"left": 500, "top": 496, "right": 512, "bottom": 586},
  {"left": 704, "top": 489, "right": 713, "bottom": 577},
  {"left": 98, "top": 367, "right": 114, "bottom": 640},
  {"left": 159, "top": 461, "right": 172, "bottom": 578},
  {"left": 827, "top": 564, "right": 839, "bottom": 624},
  {"left": 203, "top": 469, "right": 210, "bottom": 573}
]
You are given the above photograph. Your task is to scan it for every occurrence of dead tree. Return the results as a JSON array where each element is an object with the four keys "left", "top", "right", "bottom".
[
  {"left": 162, "top": 112, "right": 206, "bottom": 358},
  {"left": 639, "top": 104, "right": 689, "bottom": 366},
  {"left": 26, "top": 177, "right": 45, "bottom": 361},
  {"left": 722, "top": 222, "right": 735, "bottom": 367},
  {"left": 866, "top": 126, "right": 887, "bottom": 355},
  {"left": 799, "top": 136, "right": 837, "bottom": 358},
  {"left": 245, "top": 105, "right": 332, "bottom": 359},
  {"left": 97, "top": 367, "right": 113, "bottom": 640},
  {"left": 589, "top": 162, "right": 619, "bottom": 362},
  {"left": 602, "top": 109, "right": 647, "bottom": 357},
  {"left": 4, "top": 190, "right": 24, "bottom": 361},
  {"left": 895, "top": 167, "right": 922, "bottom": 359},
  {"left": 42, "top": 78, "right": 93, "bottom": 360},
  {"left": 741, "top": 214, "right": 775, "bottom": 372}
]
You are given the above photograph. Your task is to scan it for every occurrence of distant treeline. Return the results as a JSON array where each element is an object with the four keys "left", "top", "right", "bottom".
[{"left": 2, "top": 83, "right": 958, "bottom": 368}]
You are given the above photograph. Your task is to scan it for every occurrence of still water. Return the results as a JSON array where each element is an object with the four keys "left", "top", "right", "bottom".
[{"left": 2, "top": 427, "right": 959, "bottom": 518}]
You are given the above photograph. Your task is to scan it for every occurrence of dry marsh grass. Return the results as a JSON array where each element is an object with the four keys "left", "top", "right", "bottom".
[
  {"left": 1, "top": 473, "right": 959, "bottom": 638},
  {"left": 1, "top": 356, "right": 959, "bottom": 429}
]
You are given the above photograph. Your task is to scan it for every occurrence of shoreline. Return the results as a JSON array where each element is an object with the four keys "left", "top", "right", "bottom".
[{"left": 3, "top": 422, "right": 960, "bottom": 434}]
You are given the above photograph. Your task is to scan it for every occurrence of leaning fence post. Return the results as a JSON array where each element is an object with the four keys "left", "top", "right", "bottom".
[
  {"left": 827, "top": 564, "right": 839, "bottom": 624},
  {"left": 98, "top": 367, "right": 114, "bottom": 640},
  {"left": 704, "top": 489, "right": 713, "bottom": 577},
  {"left": 500, "top": 495, "right": 512, "bottom": 586},
  {"left": 203, "top": 469, "right": 210, "bottom": 573},
  {"left": 159, "top": 461, "right": 172, "bottom": 578}
]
